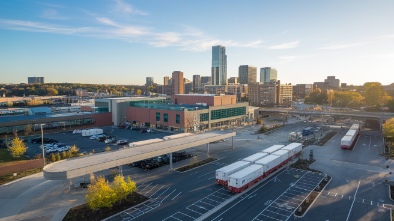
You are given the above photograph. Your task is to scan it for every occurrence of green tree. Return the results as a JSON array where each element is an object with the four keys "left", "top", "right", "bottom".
[
  {"left": 305, "top": 88, "right": 327, "bottom": 105},
  {"left": 333, "top": 91, "right": 364, "bottom": 108},
  {"left": 386, "top": 100, "right": 394, "bottom": 112},
  {"left": 383, "top": 118, "right": 394, "bottom": 139},
  {"left": 135, "top": 89, "right": 142, "bottom": 95},
  {"left": 46, "top": 87, "right": 58, "bottom": 96},
  {"left": 85, "top": 176, "right": 117, "bottom": 210},
  {"left": 7, "top": 136, "right": 27, "bottom": 158},
  {"left": 363, "top": 82, "right": 385, "bottom": 106}
]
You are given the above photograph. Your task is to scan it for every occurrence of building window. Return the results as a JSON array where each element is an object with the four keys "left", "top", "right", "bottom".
[
  {"left": 211, "top": 107, "right": 246, "bottom": 120},
  {"left": 156, "top": 112, "right": 160, "bottom": 121},
  {"left": 176, "top": 114, "right": 180, "bottom": 124},
  {"left": 200, "top": 113, "right": 209, "bottom": 122},
  {"left": 164, "top": 113, "right": 168, "bottom": 122}
]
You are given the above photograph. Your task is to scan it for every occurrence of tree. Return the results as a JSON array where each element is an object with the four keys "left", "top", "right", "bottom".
[
  {"left": 363, "top": 82, "right": 386, "bottom": 106},
  {"left": 104, "top": 146, "right": 111, "bottom": 152},
  {"left": 184, "top": 110, "right": 200, "bottom": 132},
  {"left": 387, "top": 100, "right": 394, "bottom": 112},
  {"left": 46, "top": 87, "right": 58, "bottom": 96},
  {"left": 56, "top": 152, "right": 61, "bottom": 161},
  {"left": 50, "top": 153, "right": 56, "bottom": 162},
  {"left": 24, "top": 124, "right": 33, "bottom": 136},
  {"left": 305, "top": 88, "right": 327, "bottom": 105},
  {"left": 86, "top": 176, "right": 117, "bottom": 210},
  {"left": 7, "top": 136, "right": 27, "bottom": 158},
  {"left": 112, "top": 175, "right": 130, "bottom": 202},
  {"left": 333, "top": 91, "right": 364, "bottom": 108},
  {"left": 383, "top": 118, "right": 394, "bottom": 139},
  {"left": 135, "top": 89, "right": 142, "bottom": 95},
  {"left": 69, "top": 145, "right": 79, "bottom": 156},
  {"left": 61, "top": 151, "right": 67, "bottom": 159}
]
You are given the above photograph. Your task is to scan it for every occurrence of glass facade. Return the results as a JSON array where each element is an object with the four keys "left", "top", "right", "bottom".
[
  {"left": 200, "top": 113, "right": 209, "bottom": 122},
  {"left": 211, "top": 107, "right": 246, "bottom": 120},
  {"left": 176, "top": 114, "right": 180, "bottom": 124},
  {"left": 211, "top": 45, "right": 227, "bottom": 85},
  {"left": 164, "top": 113, "right": 168, "bottom": 122}
]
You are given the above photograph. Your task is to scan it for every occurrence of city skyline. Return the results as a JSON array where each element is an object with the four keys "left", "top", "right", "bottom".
[{"left": 0, "top": 0, "right": 393, "bottom": 86}]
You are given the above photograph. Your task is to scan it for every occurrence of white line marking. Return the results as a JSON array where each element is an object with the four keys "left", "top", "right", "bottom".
[
  {"left": 171, "top": 192, "right": 182, "bottom": 200},
  {"left": 346, "top": 180, "right": 361, "bottom": 221}
]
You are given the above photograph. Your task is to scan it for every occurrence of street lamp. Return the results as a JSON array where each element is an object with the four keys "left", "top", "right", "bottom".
[{"left": 40, "top": 124, "right": 46, "bottom": 167}]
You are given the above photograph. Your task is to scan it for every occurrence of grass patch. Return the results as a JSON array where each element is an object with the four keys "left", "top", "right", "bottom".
[
  {"left": 0, "top": 148, "right": 28, "bottom": 166},
  {"left": 63, "top": 192, "right": 148, "bottom": 221},
  {"left": 175, "top": 158, "right": 217, "bottom": 172},
  {"left": 0, "top": 168, "right": 42, "bottom": 185}
]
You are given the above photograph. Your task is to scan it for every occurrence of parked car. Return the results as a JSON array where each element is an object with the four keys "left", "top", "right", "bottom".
[
  {"left": 105, "top": 137, "right": 116, "bottom": 144},
  {"left": 116, "top": 140, "right": 128, "bottom": 145}
]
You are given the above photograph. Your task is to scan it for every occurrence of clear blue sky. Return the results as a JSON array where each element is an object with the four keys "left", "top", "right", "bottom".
[{"left": 1, "top": 0, "right": 393, "bottom": 86}]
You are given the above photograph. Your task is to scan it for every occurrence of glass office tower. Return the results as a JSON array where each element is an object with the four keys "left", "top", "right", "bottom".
[{"left": 211, "top": 45, "right": 227, "bottom": 85}]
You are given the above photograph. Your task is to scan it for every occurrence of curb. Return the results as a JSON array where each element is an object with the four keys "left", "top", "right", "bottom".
[
  {"left": 294, "top": 175, "right": 332, "bottom": 218},
  {"left": 0, "top": 171, "right": 43, "bottom": 188}
]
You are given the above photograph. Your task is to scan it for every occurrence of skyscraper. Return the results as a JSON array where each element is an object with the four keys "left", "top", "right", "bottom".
[
  {"left": 172, "top": 71, "right": 184, "bottom": 94},
  {"left": 238, "top": 65, "right": 257, "bottom": 84},
  {"left": 193, "top": 75, "right": 202, "bottom": 93},
  {"left": 28, "top": 77, "right": 44, "bottom": 84},
  {"left": 146, "top": 77, "right": 154, "bottom": 86},
  {"left": 260, "top": 67, "right": 277, "bottom": 83},
  {"left": 211, "top": 45, "right": 227, "bottom": 85}
]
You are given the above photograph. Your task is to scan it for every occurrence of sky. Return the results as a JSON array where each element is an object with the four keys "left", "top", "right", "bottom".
[{"left": 0, "top": 0, "right": 393, "bottom": 86}]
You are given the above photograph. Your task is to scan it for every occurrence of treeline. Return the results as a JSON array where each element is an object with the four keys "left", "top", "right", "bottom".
[
  {"left": 305, "top": 82, "right": 394, "bottom": 111},
  {"left": 0, "top": 83, "right": 146, "bottom": 97}
]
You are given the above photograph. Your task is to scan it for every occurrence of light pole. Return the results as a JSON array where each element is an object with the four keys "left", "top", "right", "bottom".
[{"left": 40, "top": 124, "right": 46, "bottom": 167}]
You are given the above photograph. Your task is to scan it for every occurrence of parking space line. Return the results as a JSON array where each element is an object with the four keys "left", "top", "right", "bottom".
[
  {"left": 200, "top": 200, "right": 216, "bottom": 207},
  {"left": 144, "top": 184, "right": 158, "bottom": 194},
  {"left": 153, "top": 187, "right": 170, "bottom": 200},
  {"left": 259, "top": 214, "right": 282, "bottom": 221},
  {"left": 148, "top": 185, "right": 163, "bottom": 197},
  {"left": 186, "top": 206, "right": 203, "bottom": 215},
  {"left": 345, "top": 180, "right": 361, "bottom": 221},
  {"left": 139, "top": 182, "right": 152, "bottom": 192},
  {"left": 171, "top": 192, "right": 182, "bottom": 200},
  {"left": 161, "top": 189, "right": 176, "bottom": 203}
]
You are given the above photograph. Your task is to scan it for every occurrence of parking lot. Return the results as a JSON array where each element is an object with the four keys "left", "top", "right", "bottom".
[{"left": 23, "top": 126, "right": 172, "bottom": 158}]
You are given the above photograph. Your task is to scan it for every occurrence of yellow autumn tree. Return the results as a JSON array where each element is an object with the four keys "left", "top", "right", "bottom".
[
  {"left": 383, "top": 118, "right": 394, "bottom": 139},
  {"left": 7, "top": 136, "right": 27, "bottom": 158},
  {"left": 112, "top": 175, "right": 130, "bottom": 201},
  {"left": 85, "top": 176, "right": 117, "bottom": 210}
]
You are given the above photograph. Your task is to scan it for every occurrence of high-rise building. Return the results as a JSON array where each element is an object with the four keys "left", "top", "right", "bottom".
[
  {"left": 238, "top": 65, "right": 257, "bottom": 84},
  {"left": 193, "top": 75, "right": 202, "bottom": 93},
  {"left": 172, "top": 71, "right": 184, "bottom": 94},
  {"left": 248, "top": 82, "right": 277, "bottom": 107},
  {"left": 28, "top": 77, "right": 44, "bottom": 84},
  {"left": 260, "top": 67, "right": 277, "bottom": 83},
  {"left": 228, "top": 77, "right": 238, "bottom": 84},
  {"left": 211, "top": 45, "right": 227, "bottom": 85},
  {"left": 163, "top": 76, "right": 169, "bottom": 85},
  {"left": 146, "top": 77, "right": 154, "bottom": 86},
  {"left": 201, "top": 76, "right": 212, "bottom": 84}
]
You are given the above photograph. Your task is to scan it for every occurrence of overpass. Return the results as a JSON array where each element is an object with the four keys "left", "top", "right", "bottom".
[
  {"left": 259, "top": 108, "right": 394, "bottom": 120},
  {"left": 43, "top": 131, "right": 236, "bottom": 180}
]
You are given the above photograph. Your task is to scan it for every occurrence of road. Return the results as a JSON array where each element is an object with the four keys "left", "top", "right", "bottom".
[{"left": 1, "top": 121, "right": 392, "bottom": 221}]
